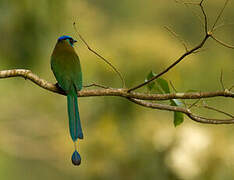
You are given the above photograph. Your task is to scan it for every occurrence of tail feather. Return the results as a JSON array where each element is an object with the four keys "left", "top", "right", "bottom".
[{"left": 67, "top": 94, "right": 83, "bottom": 141}]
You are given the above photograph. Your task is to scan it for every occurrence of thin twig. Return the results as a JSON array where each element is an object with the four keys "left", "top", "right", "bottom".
[
  {"left": 169, "top": 80, "right": 187, "bottom": 107},
  {"left": 185, "top": 102, "right": 234, "bottom": 118},
  {"left": 211, "top": 0, "right": 230, "bottom": 32},
  {"left": 164, "top": 26, "right": 188, "bottom": 52},
  {"left": 211, "top": 35, "right": 234, "bottom": 49},
  {"left": 83, "top": 83, "right": 110, "bottom": 89},
  {"left": 175, "top": 0, "right": 199, "bottom": 5},
  {"left": 192, "top": 48, "right": 208, "bottom": 54},
  {"left": 220, "top": 69, "right": 225, "bottom": 90},
  {"left": 203, "top": 104, "right": 234, "bottom": 118},
  {"left": 213, "top": 23, "right": 234, "bottom": 32},
  {"left": 188, "top": 98, "right": 201, "bottom": 109},
  {"left": 200, "top": 0, "right": 208, "bottom": 34},
  {"left": 73, "top": 22, "right": 126, "bottom": 88},
  {"left": 129, "top": 98, "right": 234, "bottom": 124},
  {"left": 175, "top": 0, "right": 204, "bottom": 28},
  {"left": 229, "top": 85, "right": 234, "bottom": 91},
  {"left": 169, "top": 80, "right": 177, "bottom": 93}
]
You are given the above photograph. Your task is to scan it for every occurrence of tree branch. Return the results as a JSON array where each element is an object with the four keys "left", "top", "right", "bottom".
[
  {"left": 129, "top": 98, "right": 234, "bottom": 124},
  {"left": 127, "top": 0, "right": 232, "bottom": 92},
  {"left": 0, "top": 69, "right": 65, "bottom": 95},
  {"left": 127, "top": 34, "right": 210, "bottom": 92},
  {"left": 0, "top": 69, "right": 233, "bottom": 101}
]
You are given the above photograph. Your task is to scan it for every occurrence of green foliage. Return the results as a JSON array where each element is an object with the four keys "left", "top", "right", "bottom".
[
  {"left": 170, "top": 99, "right": 184, "bottom": 127},
  {"left": 146, "top": 71, "right": 184, "bottom": 126},
  {"left": 145, "top": 71, "right": 162, "bottom": 93}
]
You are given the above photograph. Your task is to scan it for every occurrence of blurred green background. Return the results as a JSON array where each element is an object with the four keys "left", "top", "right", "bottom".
[{"left": 0, "top": 0, "right": 234, "bottom": 179}]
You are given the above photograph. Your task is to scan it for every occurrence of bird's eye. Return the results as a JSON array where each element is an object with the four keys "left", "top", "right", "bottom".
[{"left": 69, "top": 39, "right": 73, "bottom": 44}]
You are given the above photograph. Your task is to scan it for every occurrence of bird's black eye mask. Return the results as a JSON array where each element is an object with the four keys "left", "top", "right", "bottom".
[{"left": 68, "top": 38, "right": 77, "bottom": 45}]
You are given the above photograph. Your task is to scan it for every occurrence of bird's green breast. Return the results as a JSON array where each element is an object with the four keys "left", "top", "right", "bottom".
[{"left": 51, "top": 41, "right": 82, "bottom": 94}]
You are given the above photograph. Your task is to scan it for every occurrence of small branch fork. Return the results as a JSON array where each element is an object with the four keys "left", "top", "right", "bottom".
[
  {"left": 0, "top": 0, "right": 233, "bottom": 125},
  {"left": 128, "top": 0, "right": 233, "bottom": 92},
  {"left": 129, "top": 98, "right": 234, "bottom": 124},
  {"left": 0, "top": 69, "right": 233, "bottom": 124}
]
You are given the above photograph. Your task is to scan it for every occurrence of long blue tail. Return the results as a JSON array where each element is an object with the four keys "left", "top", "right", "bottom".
[{"left": 67, "top": 94, "right": 83, "bottom": 141}]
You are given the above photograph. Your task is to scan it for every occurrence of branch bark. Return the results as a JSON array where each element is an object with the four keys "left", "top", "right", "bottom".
[
  {"left": 0, "top": 69, "right": 233, "bottom": 125},
  {"left": 129, "top": 98, "right": 234, "bottom": 124},
  {"left": 0, "top": 69, "right": 233, "bottom": 100}
]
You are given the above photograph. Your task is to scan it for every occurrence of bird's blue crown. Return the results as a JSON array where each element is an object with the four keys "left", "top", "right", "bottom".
[
  {"left": 58, "top": 35, "right": 73, "bottom": 41},
  {"left": 58, "top": 35, "right": 77, "bottom": 46}
]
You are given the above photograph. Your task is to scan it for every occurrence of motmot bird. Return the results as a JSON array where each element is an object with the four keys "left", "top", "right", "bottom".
[{"left": 51, "top": 35, "right": 83, "bottom": 166}]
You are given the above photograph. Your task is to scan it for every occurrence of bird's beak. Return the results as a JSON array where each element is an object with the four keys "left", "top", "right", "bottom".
[{"left": 74, "top": 40, "right": 77, "bottom": 43}]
